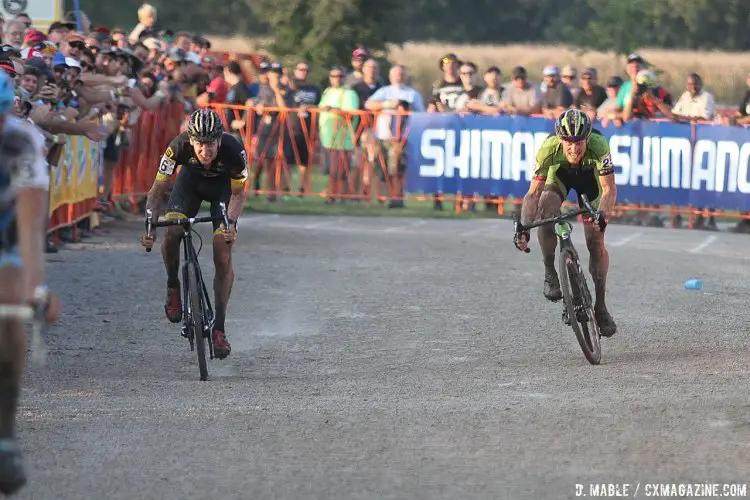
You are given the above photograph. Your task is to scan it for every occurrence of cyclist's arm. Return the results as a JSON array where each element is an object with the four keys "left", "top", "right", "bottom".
[
  {"left": 13, "top": 130, "right": 51, "bottom": 300},
  {"left": 227, "top": 149, "right": 250, "bottom": 226},
  {"left": 145, "top": 141, "right": 181, "bottom": 219},
  {"left": 521, "top": 178, "right": 544, "bottom": 226},
  {"left": 520, "top": 146, "right": 551, "bottom": 225},
  {"left": 595, "top": 146, "right": 618, "bottom": 214}
]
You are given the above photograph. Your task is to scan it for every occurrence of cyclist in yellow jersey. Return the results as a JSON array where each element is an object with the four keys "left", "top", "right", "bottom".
[{"left": 513, "top": 109, "right": 618, "bottom": 337}]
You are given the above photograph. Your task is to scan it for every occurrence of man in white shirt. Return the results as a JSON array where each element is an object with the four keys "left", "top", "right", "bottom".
[
  {"left": 365, "top": 64, "right": 425, "bottom": 208},
  {"left": 671, "top": 73, "right": 715, "bottom": 122}
]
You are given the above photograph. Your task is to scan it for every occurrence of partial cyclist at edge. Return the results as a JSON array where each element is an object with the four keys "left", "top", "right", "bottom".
[
  {"left": 141, "top": 109, "right": 250, "bottom": 359},
  {"left": 0, "top": 70, "right": 60, "bottom": 495},
  {"left": 514, "top": 109, "right": 618, "bottom": 337}
]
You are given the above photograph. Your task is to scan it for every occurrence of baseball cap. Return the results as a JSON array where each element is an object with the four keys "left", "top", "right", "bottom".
[
  {"left": 52, "top": 51, "right": 67, "bottom": 67},
  {"left": 439, "top": 53, "right": 459, "bottom": 69},
  {"left": 606, "top": 76, "right": 624, "bottom": 88},
  {"left": 25, "top": 57, "right": 50, "bottom": 74},
  {"left": 65, "top": 57, "right": 82, "bottom": 69},
  {"left": 24, "top": 30, "right": 47, "bottom": 45},
  {"left": 352, "top": 47, "right": 368, "bottom": 58},
  {"left": 561, "top": 64, "right": 576, "bottom": 77},
  {"left": 542, "top": 65, "right": 560, "bottom": 77},
  {"left": 627, "top": 53, "right": 646, "bottom": 65},
  {"left": 0, "top": 61, "right": 17, "bottom": 76},
  {"left": 581, "top": 67, "right": 597, "bottom": 78},
  {"left": 48, "top": 21, "right": 76, "bottom": 33}
]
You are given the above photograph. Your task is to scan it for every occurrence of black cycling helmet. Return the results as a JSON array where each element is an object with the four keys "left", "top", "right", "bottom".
[
  {"left": 554, "top": 109, "right": 592, "bottom": 143},
  {"left": 187, "top": 108, "right": 223, "bottom": 142}
]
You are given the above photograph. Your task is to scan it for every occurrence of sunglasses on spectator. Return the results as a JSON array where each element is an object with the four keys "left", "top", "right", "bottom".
[
  {"left": 295, "top": 66, "right": 309, "bottom": 72},
  {"left": 329, "top": 73, "right": 342, "bottom": 78},
  {"left": 70, "top": 41, "right": 85, "bottom": 50}
]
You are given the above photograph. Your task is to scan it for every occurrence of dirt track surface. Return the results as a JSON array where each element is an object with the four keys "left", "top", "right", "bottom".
[{"left": 15, "top": 214, "right": 750, "bottom": 499}]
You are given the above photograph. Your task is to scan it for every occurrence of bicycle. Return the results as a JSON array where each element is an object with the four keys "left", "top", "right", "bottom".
[
  {"left": 145, "top": 203, "right": 231, "bottom": 381},
  {"left": 512, "top": 194, "right": 602, "bottom": 365}
]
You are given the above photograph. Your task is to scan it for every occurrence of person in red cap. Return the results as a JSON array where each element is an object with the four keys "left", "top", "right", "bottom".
[
  {"left": 345, "top": 47, "right": 369, "bottom": 86},
  {"left": 22, "top": 30, "right": 47, "bottom": 48}
]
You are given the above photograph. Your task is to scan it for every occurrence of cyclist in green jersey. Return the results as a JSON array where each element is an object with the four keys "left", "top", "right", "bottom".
[{"left": 513, "top": 109, "right": 618, "bottom": 337}]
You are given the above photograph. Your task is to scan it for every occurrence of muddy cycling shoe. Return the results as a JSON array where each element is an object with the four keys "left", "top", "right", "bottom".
[
  {"left": 595, "top": 308, "right": 617, "bottom": 337},
  {"left": 164, "top": 285, "right": 182, "bottom": 323},
  {"left": 212, "top": 329, "right": 231, "bottom": 359},
  {"left": 0, "top": 438, "right": 26, "bottom": 496},
  {"left": 543, "top": 269, "right": 563, "bottom": 302}
]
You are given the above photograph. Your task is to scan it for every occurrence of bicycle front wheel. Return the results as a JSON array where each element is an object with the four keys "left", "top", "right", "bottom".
[
  {"left": 186, "top": 261, "right": 209, "bottom": 381},
  {"left": 559, "top": 246, "right": 601, "bottom": 365}
]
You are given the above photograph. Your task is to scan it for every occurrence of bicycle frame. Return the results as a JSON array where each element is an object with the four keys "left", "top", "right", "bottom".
[
  {"left": 145, "top": 204, "right": 231, "bottom": 360},
  {"left": 513, "top": 193, "right": 603, "bottom": 364}
]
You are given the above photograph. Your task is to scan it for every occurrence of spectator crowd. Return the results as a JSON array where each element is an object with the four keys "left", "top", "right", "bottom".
[
  {"left": 222, "top": 49, "right": 737, "bottom": 225},
  {"left": 0, "top": 3, "right": 246, "bottom": 251},
  {"left": 8, "top": 2, "right": 748, "bottom": 241}
]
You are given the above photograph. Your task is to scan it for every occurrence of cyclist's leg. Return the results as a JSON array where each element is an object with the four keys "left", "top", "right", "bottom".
[
  {"left": 538, "top": 166, "right": 567, "bottom": 301},
  {"left": 578, "top": 176, "right": 616, "bottom": 335},
  {"left": 161, "top": 169, "right": 202, "bottom": 323},
  {"left": 207, "top": 180, "right": 233, "bottom": 358},
  {"left": 0, "top": 244, "right": 28, "bottom": 495}
]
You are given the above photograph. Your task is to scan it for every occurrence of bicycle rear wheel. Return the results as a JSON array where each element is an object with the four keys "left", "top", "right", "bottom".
[
  {"left": 558, "top": 246, "right": 601, "bottom": 365},
  {"left": 186, "top": 261, "right": 209, "bottom": 381}
]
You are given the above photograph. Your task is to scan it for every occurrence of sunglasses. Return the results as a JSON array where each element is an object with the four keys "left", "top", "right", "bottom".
[{"left": 329, "top": 73, "right": 342, "bottom": 78}]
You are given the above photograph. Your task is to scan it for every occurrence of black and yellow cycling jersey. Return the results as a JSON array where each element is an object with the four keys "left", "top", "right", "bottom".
[
  {"left": 156, "top": 131, "right": 248, "bottom": 234},
  {"left": 532, "top": 130, "right": 614, "bottom": 209},
  {"left": 156, "top": 131, "right": 248, "bottom": 189}
]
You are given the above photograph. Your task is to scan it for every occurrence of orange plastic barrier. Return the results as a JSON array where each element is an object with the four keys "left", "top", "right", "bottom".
[
  {"left": 105, "top": 103, "right": 747, "bottom": 230},
  {"left": 204, "top": 104, "right": 749, "bottom": 226},
  {"left": 110, "top": 102, "right": 186, "bottom": 210}
]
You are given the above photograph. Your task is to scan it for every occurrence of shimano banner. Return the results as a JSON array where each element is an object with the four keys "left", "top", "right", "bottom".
[
  {"left": 405, "top": 114, "right": 750, "bottom": 210},
  {"left": 692, "top": 123, "right": 750, "bottom": 212}
]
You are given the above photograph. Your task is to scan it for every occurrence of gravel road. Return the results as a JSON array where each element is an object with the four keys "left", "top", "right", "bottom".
[{"left": 14, "top": 214, "right": 750, "bottom": 499}]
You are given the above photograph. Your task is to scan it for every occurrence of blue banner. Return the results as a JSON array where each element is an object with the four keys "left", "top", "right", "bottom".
[
  {"left": 692, "top": 123, "right": 750, "bottom": 211},
  {"left": 405, "top": 113, "right": 750, "bottom": 210}
]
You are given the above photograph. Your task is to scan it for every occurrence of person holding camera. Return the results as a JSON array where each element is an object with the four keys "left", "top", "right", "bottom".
[{"left": 621, "top": 69, "right": 673, "bottom": 123}]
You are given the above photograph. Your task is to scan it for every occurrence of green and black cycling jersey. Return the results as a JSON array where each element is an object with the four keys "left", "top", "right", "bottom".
[{"left": 532, "top": 130, "right": 614, "bottom": 208}]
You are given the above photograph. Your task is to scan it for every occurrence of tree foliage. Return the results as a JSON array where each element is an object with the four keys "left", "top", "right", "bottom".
[
  {"left": 247, "top": 0, "right": 401, "bottom": 85},
  {"left": 77, "top": 0, "right": 750, "bottom": 62}
]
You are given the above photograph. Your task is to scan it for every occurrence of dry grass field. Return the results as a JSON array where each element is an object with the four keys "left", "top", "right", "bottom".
[{"left": 207, "top": 36, "right": 750, "bottom": 104}]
